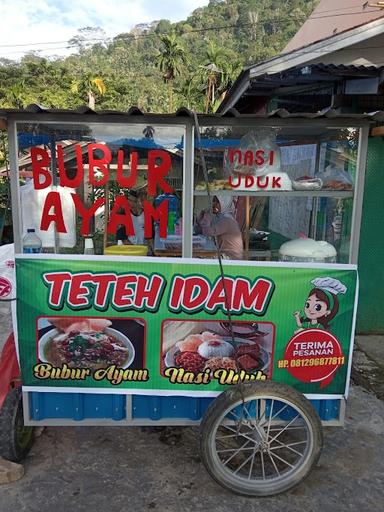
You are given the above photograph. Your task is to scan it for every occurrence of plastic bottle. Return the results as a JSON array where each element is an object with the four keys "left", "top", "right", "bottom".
[
  {"left": 155, "top": 194, "right": 180, "bottom": 217},
  {"left": 22, "top": 229, "right": 42, "bottom": 254},
  {"left": 332, "top": 201, "right": 343, "bottom": 243},
  {"left": 155, "top": 194, "right": 180, "bottom": 236},
  {"left": 175, "top": 218, "right": 182, "bottom": 236},
  {"left": 168, "top": 212, "right": 176, "bottom": 234}
]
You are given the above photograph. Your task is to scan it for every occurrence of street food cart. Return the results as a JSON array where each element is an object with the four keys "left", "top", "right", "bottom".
[{"left": 0, "top": 106, "right": 369, "bottom": 496}]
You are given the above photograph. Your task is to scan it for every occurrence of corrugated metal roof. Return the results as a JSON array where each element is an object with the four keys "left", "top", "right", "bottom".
[
  {"left": 222, "top": 107, "right": 384, "bottom": 121},
  {"left": 310, "top": 63, "right": 384, "bottom": 74},
  {"left": 247, "top": 63, "right": 384, "bottom": 92},
  {"left": 0, "top": 104, "right": 194, "bottom": 117},
  {"left": 217, "top": 15, "right": 384, "bottom": 114},
  {"left": 1, "top": 104, "right": 384, "bottom": 121},
  {"left": 217, "top": 63, "right": 384, "bottom": 113}
]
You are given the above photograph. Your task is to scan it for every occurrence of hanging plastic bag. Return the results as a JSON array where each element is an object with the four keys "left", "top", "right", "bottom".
[
  {"left": 20, "top": 181, "right": 77, "bottom": 248},
  {"left": 224, "top": 129, "right": 281, "bottom": 177},
  {"left": 0, "top": 243, "right": 15, "bottom": 301},
  {"left": 320, "top": 165, "right": 354, "bottom": 190}
]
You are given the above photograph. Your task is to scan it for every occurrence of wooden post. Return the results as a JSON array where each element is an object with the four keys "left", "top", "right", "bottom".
[
  {"left": 103, "top": 179, "right": 109, "bottom": 250},
  {"left": 245, "top": 195, "right": 250, "bottom": 260}
]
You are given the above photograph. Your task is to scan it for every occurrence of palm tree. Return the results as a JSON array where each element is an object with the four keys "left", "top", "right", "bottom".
[
  {"left": 87, "top": 77, "right": 106, "bottom": 109},
  {"left": 71, "top": 76, "right": 106, "bottom": 109},
  {"left": 157, "top": 33, "right": 187, "bottom": 112},
  {"left": 178, "top": 76, "right": 202, "bottom": 110},
  {"left": 220, "top": 60, "right": 243, "bottom": 99},
  {"left": 202, "top": 41, "right": 226, "bottom": 113}
]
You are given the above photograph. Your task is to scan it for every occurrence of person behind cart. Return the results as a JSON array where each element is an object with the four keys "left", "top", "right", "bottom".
[
  {"left": 116, "top": 190, "right": 153, "bottom": 253},
  {"left": 195, "top": 194, "right": 244, "bottom": 260}
]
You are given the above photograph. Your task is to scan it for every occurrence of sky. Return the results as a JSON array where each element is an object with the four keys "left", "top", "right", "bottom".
[{"left": 0, "top": 0, "right": 210, "bottom": 60}]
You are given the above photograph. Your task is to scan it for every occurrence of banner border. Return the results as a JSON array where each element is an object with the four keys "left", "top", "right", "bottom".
[
  {"left": 15, "top": 253, "right": 357, "bottom": 272},
  {"left": 22, "top": 384, "right": 344, "bottom": 401},
  {"left": 15, "top": 256, "right": 358, "bottom": 399}
]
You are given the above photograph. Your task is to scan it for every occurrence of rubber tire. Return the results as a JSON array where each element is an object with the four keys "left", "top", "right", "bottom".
[
  {"left": 199, "top": 381, "right": 323, "bottom": 497},
  {"left": 0, "top": 388, "right": 35, "bottom": 462}
]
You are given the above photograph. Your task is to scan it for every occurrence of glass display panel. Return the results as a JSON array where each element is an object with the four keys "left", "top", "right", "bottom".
[
  {"left": 16, "top": 122, "right": 185, "bottom": 256},
  {"left": 193, "top": 124, "right": 359, "bottom": 264}
]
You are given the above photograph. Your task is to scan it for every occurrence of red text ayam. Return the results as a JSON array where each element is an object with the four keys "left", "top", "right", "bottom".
[{"left": 31, "top": 144, "right": 174, "bottom": 237}]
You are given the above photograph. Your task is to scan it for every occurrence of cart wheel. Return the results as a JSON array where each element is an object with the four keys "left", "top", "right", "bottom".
[
  {"left": 199, "top": 381, "right": 323, "bottom": 496},
  {"left": 0, "top": 388, "right": 34, "bottom": 462}
]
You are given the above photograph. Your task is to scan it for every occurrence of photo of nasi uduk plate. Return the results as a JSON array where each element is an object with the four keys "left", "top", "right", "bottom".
[
  {"left": 164, "top": 331, "right": 270, "bottom": 375},
  {"left": 39, "top": 326, "right": 135, "bottom": 370}
]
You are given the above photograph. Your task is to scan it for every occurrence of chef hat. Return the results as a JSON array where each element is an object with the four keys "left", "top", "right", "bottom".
[{"left": 311, "top": 277, "right": 347, "bottom": 295}]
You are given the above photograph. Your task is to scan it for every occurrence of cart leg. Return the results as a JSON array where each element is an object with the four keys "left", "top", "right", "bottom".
[
  {"left": 0, "top": 334, "right": 20, "bottom": 409},
  {"left": 0, "top": 388, "right": 34, "bottom": 462},
  {"left": 0, "top": 334, "right": 34, "bottom": 462}
]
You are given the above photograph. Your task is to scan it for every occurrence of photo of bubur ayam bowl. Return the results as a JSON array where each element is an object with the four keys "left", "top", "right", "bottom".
[{"left": 38, "top": 318, "right": 135, "bottom": 370}]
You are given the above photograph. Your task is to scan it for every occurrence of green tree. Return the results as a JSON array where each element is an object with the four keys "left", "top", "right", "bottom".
[
  {"left": 0, "top": 0, "right": 318, "bottom": 113},
  {"left": 71, "top": 75, "right": 106, "bottom": 109},
  {"left": 202, "top": 41, "right": 227, "bottom": 113},
  {"left": 5, "top": 82, "right": 26, "bottom": 108},
  {"left": 69, "top": 26, "right": 107, "bottom": 51},
  {"left": 179, "top": 76, "right": 203, "bottom": 111},
  {"left": 155, "top": 19, "right": 172, "bottom": 34},
  {"left": 157, "top": 33, "right": 187, "bottom": 112}
]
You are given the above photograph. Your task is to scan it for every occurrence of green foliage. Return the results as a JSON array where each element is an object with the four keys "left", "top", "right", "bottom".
[
  {"left": 157, "top": 33, "right": 188, "bottom": 111},
  {"left": 157, "top": 33, "right": 187, "bottom": 81},
  {"left": 0, "top": 0, "right": 318, "bottom": 113}
]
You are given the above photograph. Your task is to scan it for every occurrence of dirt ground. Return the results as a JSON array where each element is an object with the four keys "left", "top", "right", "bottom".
[
  {"left": 1, "top": 303, "right": 384, "bottom": 511},
  {"left": 0, "top": 385, "right": 382, "bottom": 512}
]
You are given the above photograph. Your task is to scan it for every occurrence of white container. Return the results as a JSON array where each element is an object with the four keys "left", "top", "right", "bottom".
[
  {"left": 279, "top": 238, "right": 337, "bottom": 263},
  {"left": 22, "top": 229, "right": 42, "bottom": 254},
  {"left": 84, "top": 237, "right": 94, "bottom": 255},
  {"left": 292, "top": 178, "right": 323, "bottom": 191}
]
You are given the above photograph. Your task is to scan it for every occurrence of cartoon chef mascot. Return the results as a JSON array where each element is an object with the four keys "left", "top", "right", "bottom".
[{"left": 294, "top": 277, "right": 347, "bottom": 332}]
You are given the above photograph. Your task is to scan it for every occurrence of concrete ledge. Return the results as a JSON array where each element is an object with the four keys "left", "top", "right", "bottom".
[
  {"left": 0, "top": 457, "right": 24, "bottom": 484},
  {"left": 353, "top": 335, "right": 384, "bottom": 400},
  {"left": 355, "top": 335, "right": 384, "bottom": 366}
]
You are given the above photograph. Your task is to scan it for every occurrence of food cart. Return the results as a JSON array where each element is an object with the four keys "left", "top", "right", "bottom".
[{"left": 0, "top": 106, "right": 369, "bottom": 496}]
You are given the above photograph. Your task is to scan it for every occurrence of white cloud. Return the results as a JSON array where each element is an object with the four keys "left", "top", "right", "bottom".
[{"left": 0, "top": 0, "right": 209, "bottom": 59}]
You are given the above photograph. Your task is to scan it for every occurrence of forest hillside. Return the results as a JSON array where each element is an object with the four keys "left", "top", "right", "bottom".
[{"left": 0, "top": 0, "right": 318, "bottom": 113}]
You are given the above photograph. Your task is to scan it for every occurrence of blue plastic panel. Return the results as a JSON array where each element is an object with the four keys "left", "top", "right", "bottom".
[
  {"left": 28, "top": 392, "right": 341, "bottom": 423},
  {"left": 29, "top": 392, "right": 125, "bottom": 421},
  {"left": 131, "top": 395, "right": 213, "bottom": 421}
]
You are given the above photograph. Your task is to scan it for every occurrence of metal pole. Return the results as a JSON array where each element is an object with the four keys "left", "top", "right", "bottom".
[
  {"left": 310, "top": 197, "right": 319, "bottom": 239},
  {"left": 8, "top": 120, "right": 23, "bottom": 253},
  {"left": 245, "top": 195, "right": 250, "bottom": 260},
  {"left": 50, "top": 136, "right": 59, "bottom": 253},
  {"left": 350, "top": 125, "right": 370, "bottom": 264},
  {"left": 103, "top": 180, "right": 109, "bottom": 250},
  {"left": 182, "top": 122, "right": 193, "bottom": 258},
  {"left": 310, "top": 143, "right": 321, "bottom": 239}
]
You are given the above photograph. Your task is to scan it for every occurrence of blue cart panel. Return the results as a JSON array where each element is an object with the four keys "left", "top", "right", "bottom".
[{"left": 24, "top": 392, "right": 344, "bottom": 426}]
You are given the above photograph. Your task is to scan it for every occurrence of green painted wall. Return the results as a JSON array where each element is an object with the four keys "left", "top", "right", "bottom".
[{"left": 357, "top": 137, "right": 384, "bottom": 333}]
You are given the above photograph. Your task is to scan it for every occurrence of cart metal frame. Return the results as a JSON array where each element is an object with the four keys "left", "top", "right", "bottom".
[{"left": 3, "top": 111, "right": 369, "bottom": 427}]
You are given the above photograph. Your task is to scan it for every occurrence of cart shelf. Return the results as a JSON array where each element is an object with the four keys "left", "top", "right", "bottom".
[{"left": 193, "top": 190, "right": 354, "bottom": 198}]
